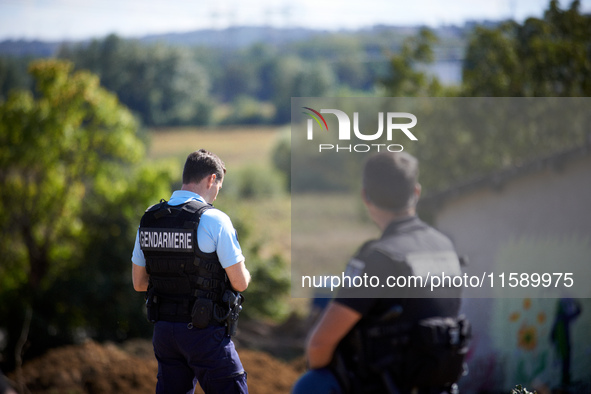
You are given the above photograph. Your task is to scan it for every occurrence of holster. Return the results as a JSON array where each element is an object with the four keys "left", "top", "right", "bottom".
[
  {"left": 145, "top": 287, "right": 159, "bottom": 323},
  {"left": 213, "top": 290, "right": 244, "bottom": 336}
]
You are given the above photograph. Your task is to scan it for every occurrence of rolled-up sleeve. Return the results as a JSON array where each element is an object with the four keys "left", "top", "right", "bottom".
[
  {"left": 198, "top": 210, "right": 245, "bottom": 269},
  {"left": 131, "top": 229, "right": 146, "bottom": 267}
]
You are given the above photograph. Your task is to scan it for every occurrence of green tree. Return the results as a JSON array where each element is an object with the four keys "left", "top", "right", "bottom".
[
  {"left": 381, "top": 28, "right": 445, "bottom": 97},
  {"left": 0, "top": 59, "right": 173, "bottom": 368},
  {"left": 60, "top": 34, "right": 213, "bottom": 126},
  {"left": 462, "top": 0, "right": 591, "bottom": 96},
  {"left": 270, "top": 56, "right": 336, "bottom": 123},
  {"left": 0, "top": 59, "right": 142, "bottom": 293},
  {"left": 0, "top": 56, "right": 34, "bottom": 101}
]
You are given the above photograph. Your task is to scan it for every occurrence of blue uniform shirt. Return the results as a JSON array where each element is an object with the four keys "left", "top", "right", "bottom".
[{"left": 132, "top": 190, "right": 244, "bottom": 269}]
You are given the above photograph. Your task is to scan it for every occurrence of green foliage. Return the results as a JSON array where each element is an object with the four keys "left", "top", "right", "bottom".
[
  {"left": 3, "top": 27, "right": 465, "bottom": 126},
  {"left": 462, "top": 0, "right": 591, "bottom": 96},
  {"left": 60, "top": 34, "right": 213, "bottom": 126},
  {"left": 0, "top": 59, "right": 175, "bottom": 367},
  {"left": 0, "top": 56, "right": 34, "bottom": 101},
  {"left": 213, "top": 198, "right": 291, "bottom": 322},
  {"left": 271, "top": 128, "right": 291, "bottom": 192},
  {"left": 270, "top": 56, "right": 337, "bottom": 123},
  {"left": 223, "top": 164, "right": 285, "bottom": 200},
  {"left": 220, "top": 95, "right": 276, "bottom": 125},
  {"left": 0, "top": 59, "right": 141, "bottom": 292},
  {"left": 241, "top": 252, "right": 291, "bottom": 321},
  {"left": 381, "top": 28, "right": 445, "bottom": 97}
]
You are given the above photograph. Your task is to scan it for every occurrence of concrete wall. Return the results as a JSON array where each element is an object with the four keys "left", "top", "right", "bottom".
[{"left": 432, "top": 153, "right": 591, "bottom": 392}]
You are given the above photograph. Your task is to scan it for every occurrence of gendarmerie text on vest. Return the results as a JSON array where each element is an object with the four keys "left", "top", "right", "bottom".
[{"left": 140, "top": 228, "right": 193, "bottom": 251}]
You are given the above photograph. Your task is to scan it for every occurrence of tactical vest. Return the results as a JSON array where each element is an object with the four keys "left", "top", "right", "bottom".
[
  {"left": 139, "top": 199, "right": 230, "bottom": 324},
  {"left": 333, "top": 218, "right": 471, "bottom": 393}
]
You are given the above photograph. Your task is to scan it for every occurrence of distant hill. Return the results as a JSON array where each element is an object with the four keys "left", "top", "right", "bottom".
[
  {"left": 0, "top": 23, "right": 479, "bottom": 58},
  {"left": 140, "top": 26, "right": 327, "bottom": 48},
  {"left": 0, "top": 25, "right": 411, "bottom": 57},
  {"left": 0, "top": 39, "right": 64, "bottom": 57}
]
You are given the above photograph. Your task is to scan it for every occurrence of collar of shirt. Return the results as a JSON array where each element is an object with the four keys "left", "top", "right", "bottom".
[{"left": 168, "top": 190, "right": 206, "bottom": 206}]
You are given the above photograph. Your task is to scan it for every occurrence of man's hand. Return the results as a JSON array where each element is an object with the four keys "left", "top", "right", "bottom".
[{"left": 306, "top": 301, "right": 362, "bottom": 369}]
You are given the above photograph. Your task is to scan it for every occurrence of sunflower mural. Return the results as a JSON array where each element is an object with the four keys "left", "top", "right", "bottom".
[
  {"left": 517, "top": 323, "right": 538, "bottom": 351},
  {"left": 488, "top": 237, "right": 591, "bottom": 390},
  {"left": 492, "top": 297, "right": 554, "bottom": 389}
]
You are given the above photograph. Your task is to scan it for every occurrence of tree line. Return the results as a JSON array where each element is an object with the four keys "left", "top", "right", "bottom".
[{"left": 1, "top": 25, "right": 459, "bottom": 126}]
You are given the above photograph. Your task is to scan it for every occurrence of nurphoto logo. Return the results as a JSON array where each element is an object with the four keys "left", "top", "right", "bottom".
[{"left": 302, "top": 107, "right": 418, "bottom": 153}]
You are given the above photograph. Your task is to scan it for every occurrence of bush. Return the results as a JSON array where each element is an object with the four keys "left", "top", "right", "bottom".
[
  {"left": 272, "top": 128, "right": 291, "bottom": 192},
  {"left": 240, "top": 252, "right": 291, "bottom": 321},
  {"left": 214, "top": 198, "right": 291, "bottom": 322},
  {"left": 223, "top": 165, "right": 285, "bottom": 200}
]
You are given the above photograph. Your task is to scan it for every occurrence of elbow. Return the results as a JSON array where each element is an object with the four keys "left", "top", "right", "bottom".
[
  {"left": 232, "top": 280, "right": 249, "bottom": 293},
  {"left": 132, "top": 275, "right": 149, "bottom": 292},
  {"left": 232, "top": 270, "right": 251, "bottom": 293}
]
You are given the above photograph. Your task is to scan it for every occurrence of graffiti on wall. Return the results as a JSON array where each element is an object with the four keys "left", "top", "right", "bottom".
[{"left": 489, "top": 236, "right": 590, "bottom": 391}]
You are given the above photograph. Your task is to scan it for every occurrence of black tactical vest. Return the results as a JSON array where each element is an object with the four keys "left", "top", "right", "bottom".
[
  {"left": 333, "top": 217, "right": 470, "bottom": 392},
  {"left": 139, "top": 199, "right": 230, "bottom": 323}
]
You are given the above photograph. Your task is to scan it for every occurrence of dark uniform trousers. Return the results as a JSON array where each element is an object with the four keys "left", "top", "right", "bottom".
[{"left": 153, "top": 321, "right": 247, "bottom": 393}]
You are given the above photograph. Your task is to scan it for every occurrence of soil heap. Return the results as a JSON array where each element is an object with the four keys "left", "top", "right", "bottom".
[{"left": 8, "top": 339, "right": 304, "bottom": 394}]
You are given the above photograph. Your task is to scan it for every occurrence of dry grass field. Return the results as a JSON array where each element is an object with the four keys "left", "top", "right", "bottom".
[{"left": 148, "top": 125, "right": 286, "bottom": 168}]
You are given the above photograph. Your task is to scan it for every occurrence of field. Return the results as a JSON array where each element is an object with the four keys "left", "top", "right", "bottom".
[{"left": 148, "top": 125, "right": 286, "bottom": 167}]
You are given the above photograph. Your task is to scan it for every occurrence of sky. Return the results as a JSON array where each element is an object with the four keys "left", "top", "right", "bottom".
[{"left": 0, "top": 0, "right": 590, "bottom": 41}]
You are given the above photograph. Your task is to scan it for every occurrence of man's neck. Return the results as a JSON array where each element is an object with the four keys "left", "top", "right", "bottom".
[
  {"left": 370, "top": 206, "right": 416, "bottom": 232},
  {"left": 181, "top": 183, "right": 201, "bottom": 195}
]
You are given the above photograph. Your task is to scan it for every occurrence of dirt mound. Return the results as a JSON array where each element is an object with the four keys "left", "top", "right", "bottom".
[
  {"left": 9, "top": 341, "right": 157, "bottom": 394},
  {"left": 9, "top": 340, "right": 303, "bottom": 394}
]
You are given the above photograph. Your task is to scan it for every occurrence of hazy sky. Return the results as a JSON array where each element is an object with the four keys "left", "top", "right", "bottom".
[{"left": 0, "top": 0, "right": 589, "bottom": 41}]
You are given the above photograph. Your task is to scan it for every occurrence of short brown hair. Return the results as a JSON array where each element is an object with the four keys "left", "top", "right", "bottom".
[
  {"left": 363, "top": 151, "right": 419, "bottom": 211},
  {"left": 182, "top": 149, "right": 226, "bottom": 185}
]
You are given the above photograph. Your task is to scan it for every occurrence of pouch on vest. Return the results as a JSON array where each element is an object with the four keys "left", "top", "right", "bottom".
[
  {"left": 191, "top": 297, "right": 213, "bottom": 328},
  {"left": 402, "top": 316, "right": 471, "bottom": 387}
]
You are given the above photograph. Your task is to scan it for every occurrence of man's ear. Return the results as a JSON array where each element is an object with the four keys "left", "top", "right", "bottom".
[
  {"left": 361, "top": 188, "right": 368, "bottom": 203},
  {"left": 206, "top": 174, "right": 217, "bottom": 189},
  {"left": 361, "top": 188, "right": 373, "bottom": 207}
]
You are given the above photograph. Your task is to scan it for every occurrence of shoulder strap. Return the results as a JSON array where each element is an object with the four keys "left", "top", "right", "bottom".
[
  {"left": 183, "top": 200, "right": 213, "bottom": 215},
  {"left": 181, "top": 200, "right": 213, "bottom": 228},
  {"left": 145, "top": 199, "right": 168, "bottom": 213}
]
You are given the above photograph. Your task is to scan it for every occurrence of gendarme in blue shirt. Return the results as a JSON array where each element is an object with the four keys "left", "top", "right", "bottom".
[{"left": 132, "top": 190, "right": 244, "bottom": 269}]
